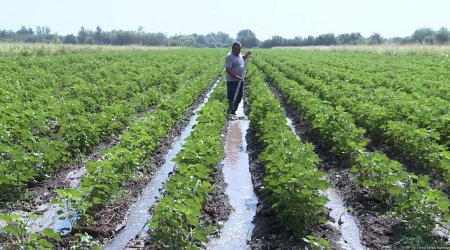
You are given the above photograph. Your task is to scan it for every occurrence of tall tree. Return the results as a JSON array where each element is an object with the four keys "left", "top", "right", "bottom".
[
  {"left": 260, "top": 35, "right": 285, "bottom": 48},
  {"left": 368, "top": 33, "right": 383, "bottom": 44},
  {"left": 16, "top": 26, "right": 33, "bottom": 35},
  {"left": 194, "top": 34, "right": 207, "bottom": 47},
  {"left": 236, "top": 29, "right": 259, "bottom": 48},
  {"left": 36, "top": 26, "right": 51, "bottom": 36},
  {"left": 315, "top": 33, "right": 336, "bottom": 45},
  {"left": 78, "top": 26, "right": 87, "bottom": 44},
  {"left": 304, "top": 35, "right": 315, "bottom": 46},
  {"left": 434, "top": 27, "right": 450, "bottom": 44},
  {"left": 62, "top": 34, "right": 78, "bottom": 44},
  {"left": 141, "top": 32, "right": 167, "bottom": 46},
  {"left": 292, "top": 36, "right": 303, "bottom": 46},
  {"left": 412, "top": 27, "right": 434, "bottom": 43},
  {"left": 94, "top": 26, "right": 103, "bottom": 44},
  {"left": 337, "top": 32, "right": 362, "bottom": 45}
]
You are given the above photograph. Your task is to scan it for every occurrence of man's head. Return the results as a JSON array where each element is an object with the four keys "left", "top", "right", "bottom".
[{"left": 232, "top": 42, "right": 241, "bottom": 56}]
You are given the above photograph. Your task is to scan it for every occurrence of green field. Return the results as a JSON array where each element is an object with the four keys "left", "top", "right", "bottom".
[{"left": 1, "top": 45, "right": 449, "bottom": 249}]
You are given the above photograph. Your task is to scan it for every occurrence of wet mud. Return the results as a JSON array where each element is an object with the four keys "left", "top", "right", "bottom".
[
  {"left": 207, "top": 104, "right": 258, "bottom": 250},
  {"left": 266, "top": 82, "right": 400, "bottom": 249}
]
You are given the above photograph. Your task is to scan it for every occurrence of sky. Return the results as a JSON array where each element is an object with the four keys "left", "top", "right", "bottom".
[{"left": 1, "top": 0, "right": 449, "bottom": 40}]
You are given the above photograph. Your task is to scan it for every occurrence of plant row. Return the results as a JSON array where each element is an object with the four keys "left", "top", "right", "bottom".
[
  {"left": 268, "top": 50, "right": 450, "bottom": 101},
  {"left": 147, "top": 77, "right": 228, "bottom": 249},
  {"left": 0, "top": 50, "right": 223, "bottom": 204},
  {"left": 260, "top": 54, "right": 450, "bottom": 184},
  {"left": 254, "top": 57, "right": 367, "bottom": 161},
  {"left": 253, "top": 58, "right": 449, "bottom": 244},
  {"left": 54, "top": 64, "right": 223, "bottom": 229},
  {"left": 262, "top": 51, "right": 450, "bottom": 149},
  {"left": 245, "top": 64, "right": 330, "bottom": 247},
  {"left": 0, "top": 62, "right": 223, "bottom": 249}
]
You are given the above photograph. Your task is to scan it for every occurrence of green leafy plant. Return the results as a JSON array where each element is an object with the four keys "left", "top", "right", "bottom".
[
  {"left": 70, "top": 233, "right": 101, "bottom": 250},
  {"left": 390, "top": 174, "right": 449, "bottom": 235},
  {"left": 149, "top": 96, "right": 227, "bottom": 248},
  {"left": 52, "top": 188, "right": 93, "bottom": 227},
  {"left": 303, "top": 235, "right": 331, "bottom": 250},
  {"left": 0, "top": 213, "right": 61, "bottom": 249},
  {"left": 246, "top": 65, "right": 329, "bottom": 238},
  {"left": 351, "top": 152, "right": 406, "bottom": 200}
]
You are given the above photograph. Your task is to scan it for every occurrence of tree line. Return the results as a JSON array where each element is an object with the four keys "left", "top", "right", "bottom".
[
  {"left": 1, "top": 26, "right": 449, "bottom": 48},
  {"left": 258, "top": 27, "right": 450, "bottom": 48},
  {"left": 0, "top": 26, "right": 234, "bottom": 48}
]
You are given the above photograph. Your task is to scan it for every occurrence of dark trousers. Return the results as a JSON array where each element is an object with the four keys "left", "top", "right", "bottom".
[{"left": 227, "top": 81, "right": 243, "bottom": 113}]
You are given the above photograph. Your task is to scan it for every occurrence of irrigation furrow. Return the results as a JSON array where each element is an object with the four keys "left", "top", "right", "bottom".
[
  {"left": 282, "top": 98, "right": 365, "bottom": 249},
  {"left": 206, "top": 98, "right": 258, "bottom": 249},
  {"left": 244, "top": 66, "right": 333, "bottom": 249},
  {"left": 132, "top": 75, "right": 230, "bottom": 249},
  {"left": 265, "top": 55, "right": 450, "bottom": 186},
  {"left": 253, "top": 58, "right": 449, "bottom": 247},
  {"left": 0, "top": 51, "right": 219, "bottom": 205},
  {"left": 103, "top": 77, "right": 222, "bottom": 249},
  {"left": 0, "top": 64, "right": 223, "bottom": 249},
  {"left": 249, "top": 65, "right": 366, "bottom": 249}
]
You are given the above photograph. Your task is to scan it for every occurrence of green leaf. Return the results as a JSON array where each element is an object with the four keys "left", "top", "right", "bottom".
[
  {"left": 193, "top": 227, "right": 208, "bottom": 242},
  {"left": 410, "top": 191, "right": 422, "bottom": 201},
  {"left": 92, "top": 197, "right": 102, "bottom": 205},
  {"left": 43, "top": 228, "right": 62, "bottom": 241},
  {"left": 92, "top": 244, "right": 102, "bottom": 250},
  {"left": 417, "top": 175, "right": 429, "bottom": 188},
  {"left": 29, "top": 232, "right": 40, "bottom": 240},
  {"left": 28, "top": 214, "right": 42, "bottom": 220},
  {"left": 442, "top": 213, "right": 450, "bottom": 223},
  {"left": 38, "top": 238, "right": 54, "bottom": 249},
  {"left": 362, "top": 180, "right": 375, "bottom": 187},
  {"left": 186, "top": 213, "right": 199, "bottom": 227},
  {"left": 438, "top": 199, "right": 450, "bottom": 211},
  {"left": 389, "top": 186, "right": 403, "bottom": 195},
  {"left": 0, "top": 214, "right": 14, "bottom": 223},
  {"left": 3, "top": 224, "right": 18, "bottom": 234}
]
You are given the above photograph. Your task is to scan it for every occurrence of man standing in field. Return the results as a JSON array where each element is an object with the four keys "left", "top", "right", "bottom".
[{"left": 225, "top": 42, "right": 252, "bottom": 115}]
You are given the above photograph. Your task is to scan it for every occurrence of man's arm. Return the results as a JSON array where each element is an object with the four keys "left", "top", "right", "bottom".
[
  {"left": 243, "top": 50, "right": 252, "bottom": 61},
  {"left": 226, "top": 67, "right": 244, "bottom": 81}
]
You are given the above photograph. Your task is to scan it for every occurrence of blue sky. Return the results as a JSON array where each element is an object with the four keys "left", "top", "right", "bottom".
[{"left": 1, "top": 0, "right": 449, "bottom": 40}]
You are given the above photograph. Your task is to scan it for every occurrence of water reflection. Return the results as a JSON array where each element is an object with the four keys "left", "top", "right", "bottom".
[
  {"left": 207, "top": 103, "right": 258, "bottom": 250},
  {"left": 103, "top": 80, "right": 220, "bottom": 249}
]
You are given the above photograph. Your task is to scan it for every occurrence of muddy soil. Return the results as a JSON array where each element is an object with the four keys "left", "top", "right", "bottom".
[
  {"left": 202, "top": 120, "right": 234, "bottom": 232},
  {"left": 57, "top": 109, "right": 195, "bottom": 244},
  {"left": 66, "top": 80, "right": 226, "bottom": 244},
  {"left": 131, "top": 97, "right": 233, "bottom": 250},
  {"left": 263, "top": 81, "right": 448, "bottom": 249},
  {"left": 245, "top": 111, "right": 342, "bottom": 250},
  {"left": 10, "top": 74, "right": 446, "bottom": 249},
  {"left": 11, "top": 136, "right": 120, "bottom": 214},
  {"left": 10, "top": 109, "right": 161, "bottom": 215},
  {"left": 1, "top": 77, "right": 217, "bottom": 249},
  {"left": 267, "top": 82, "right": 398, "bottom": 248},
  {"left": 125, "top": 160, "right": 232, "bottom": 249},
  {"left": 366, "top": 139, "right": 449, "bottom": 195}
]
